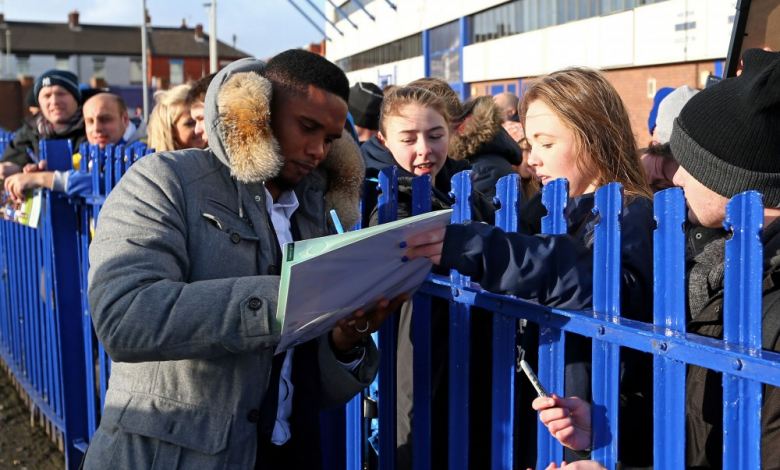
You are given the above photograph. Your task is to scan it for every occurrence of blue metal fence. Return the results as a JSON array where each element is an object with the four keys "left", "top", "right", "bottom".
[{"left": 0, "top": 140, "right": 778, "bottom": 470}]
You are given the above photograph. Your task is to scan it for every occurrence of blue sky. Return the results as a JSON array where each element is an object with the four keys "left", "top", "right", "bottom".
[{"left": 4, "top": 0, "right": 329, "bottom": 60}]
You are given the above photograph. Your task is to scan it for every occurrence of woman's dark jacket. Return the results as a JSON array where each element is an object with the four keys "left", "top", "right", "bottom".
[
  {"left": 449, "top": 98, "right": 522, "bottom": 200},
  {"left": 441, "top": 191, "right": 656, "bottom": 468}
]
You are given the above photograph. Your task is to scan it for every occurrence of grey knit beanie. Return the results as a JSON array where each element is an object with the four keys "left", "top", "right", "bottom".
[
  {"left": 655, "top": 85, "right": 699, "bottom": 144},
  {"left": 670, "top": 48, "right": 780, "bottom": 207}
]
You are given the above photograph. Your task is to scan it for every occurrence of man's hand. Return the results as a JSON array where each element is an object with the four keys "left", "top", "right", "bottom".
[
  {"left": 533, "top": 394, "right": 592, "bottom": 451},
  {"left": 402, "top": 226, "right": 446, "bottom": 265},
  {"left": 0, "top": 162, "right": 22, "bottom": 179},
  {"left": 331, "top": 293, "right": 409, "bottom": 351},
  {"left": 4, "top": 172, "right": 53, "bottom": 201},
  {"left": 532, "top": 461, "right": 607, "bottom": 470}
]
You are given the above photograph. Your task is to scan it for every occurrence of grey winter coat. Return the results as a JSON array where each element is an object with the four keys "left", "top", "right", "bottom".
[{"left": 84, "top": 58, "right": 372, "bottom": 470}]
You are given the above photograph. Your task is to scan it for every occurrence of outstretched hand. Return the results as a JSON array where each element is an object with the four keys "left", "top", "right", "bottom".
[
  {"left": 533, "top": 394, "right": 592, "bottom": 452},
  {"left": 402, "top": 226, "right": 446, "bottom": 265},
  {"left": 331, "top": 293, "right": 409, "bottom": 351},
  {"left": 532, "top": 460, "right": 607, "bottom": 470}
]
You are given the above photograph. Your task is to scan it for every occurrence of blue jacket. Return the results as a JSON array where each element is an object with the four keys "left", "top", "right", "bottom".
[{"left": 440, "top": 192, "right": 654, "bottom": 315}]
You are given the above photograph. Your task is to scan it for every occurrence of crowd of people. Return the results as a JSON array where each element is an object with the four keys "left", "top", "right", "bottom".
[{"left": 0, "top": 47, "right": 778, "bottom": 470}]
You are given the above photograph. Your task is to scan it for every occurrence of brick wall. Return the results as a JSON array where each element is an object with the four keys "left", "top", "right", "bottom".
[{"left": 604, "top": 61, "right": 719, "bottom": 146}]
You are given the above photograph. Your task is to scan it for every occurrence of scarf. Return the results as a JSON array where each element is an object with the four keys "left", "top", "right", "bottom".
[{"left": 36, "top": 109, "right": 83, "bottom": 140}]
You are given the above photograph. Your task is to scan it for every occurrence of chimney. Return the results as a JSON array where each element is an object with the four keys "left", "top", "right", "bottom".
[
  {"left": 194, "top": 24, "right": 205, "bottom": 42},
  {"left": 68, "top": 10, "right": 80, "bottom": 30},
  {"left": 0, "top": 13, "right": 5, "bottom": 26},
  {"left": 181, "top": 18, "right": 187, "bottom": 29},
  {"left": 145, "top": 9, "right": 151, "bottom": 26}
]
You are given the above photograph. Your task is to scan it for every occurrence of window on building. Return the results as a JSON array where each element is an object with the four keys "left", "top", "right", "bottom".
[
  {"left": 336, "top": 33, "right": 422, "bottom": 73},
  {"left": 169, "top": 59, "right": 184, "bottom": 85},
  {"left": 469, "top": 0, "right": 668, "bottom": 44},
  {"left": 56, "top": 56, "right": 70, "bottom": 71},
  {"left": 93, "top": 57, "right": 106, "bottom": 79},
  {"left": 429, "top": 20, "right": 460, "bottom": 83},
  {"left": 130, "top": 58, "right": 143, "bottom": 84},
  {"left": 16, "top": 57, "right": 30, "bottom": 77}
]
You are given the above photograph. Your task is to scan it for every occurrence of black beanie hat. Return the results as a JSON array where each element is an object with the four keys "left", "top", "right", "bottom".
[
  {"left": 670, "top": 48, "right": 780, "bottom": 207},
  {"left": 33, "top": 69, "right": 82, "bottom": 106},
  {"left": 348, "top": 82, "right": 383, "bottom": 130}
]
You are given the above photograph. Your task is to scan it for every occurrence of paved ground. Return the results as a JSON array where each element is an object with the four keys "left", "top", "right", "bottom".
[{"left": 0, "top": 367, "right": 65, "bottom": 470}]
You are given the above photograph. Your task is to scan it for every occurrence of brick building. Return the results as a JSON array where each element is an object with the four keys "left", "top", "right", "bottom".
[{"left": 0, "top": 10, "right": 249, "bottom": 129}]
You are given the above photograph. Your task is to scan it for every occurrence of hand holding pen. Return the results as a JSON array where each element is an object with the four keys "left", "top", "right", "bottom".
[{"left": 520, "top": 359, "right": 592, "bottom": 453}]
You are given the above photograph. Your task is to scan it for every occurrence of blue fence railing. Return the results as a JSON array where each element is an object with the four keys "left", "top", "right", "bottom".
[{"left": 0, "top": 139, "right": 778, "bottom": 470}]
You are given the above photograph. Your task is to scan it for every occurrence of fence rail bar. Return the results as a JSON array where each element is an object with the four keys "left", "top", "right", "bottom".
[
  {"left": 537, "top": 178, "right": 569, "bottom": 466},
  {"left": 652, "top": 188, "right": 687, "bottom": 468},
  {"left": 411, "top": 175, "right": 433, "bottom": 470},
  {"left": 377, "top": 166, "right": 398, "bottom": 470},
  {"left": 491, "top": 175, "right": 520, "bottom": 470},
  {"left": 723, "top": 191, "right": 764, "bottom": 470},
  {"left": 417, "top": 276, "right": 780, "bottom": 386}
]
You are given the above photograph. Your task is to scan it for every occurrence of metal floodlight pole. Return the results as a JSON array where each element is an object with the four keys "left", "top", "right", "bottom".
[
  {"left": 5, "top": 30, "right": 10, "bottom": 80},
  {"left": 141, "top": 0, "right": 149, "bottom": 122},
  {"left": 209, "top": 0, "right": 217, "bottom": 73}
]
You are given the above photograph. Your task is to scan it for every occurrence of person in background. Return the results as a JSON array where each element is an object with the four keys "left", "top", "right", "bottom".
[
  {"left": 371, "top": 85, "right": 494, "bottom": 470},
  {"left": 449, "top": 95, "right": 523, "bottom": 199},
  {"left": 4, "top": 93, "right": 145, "bottom": 199},
  {"left": 184, "top": 73, "right": 216, "bottom": 146},
  {"left": 494, "top": 91, "right": 520, "bottom": 122},
  {"left": 403, "top": 67, "right": 656, "bottom": 469},
  {"left": 25, "top": 88, "right": 40, "bottom": 116},
  {"left": 531, "top": 48, "right": 780, "bottom": 470},
  {"left": 647, "top": 86, "right": 674, "bottom": 138},
  {"left": 147, "top": 84, "right": 205, "bottom": 152},
  {"left": 348, "top": 82, "right": 383, "bottom": 144},
  {"left": 1, "top": 69, "right": 87, "bottom": 178}
]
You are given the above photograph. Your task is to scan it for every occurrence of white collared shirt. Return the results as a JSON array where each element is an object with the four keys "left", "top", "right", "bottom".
[{"left": 264, "top": 187, "right": 299, "bottom": 446}]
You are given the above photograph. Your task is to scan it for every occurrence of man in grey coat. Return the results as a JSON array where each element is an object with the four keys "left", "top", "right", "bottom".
[{"left": 84, "top": 50, "right": 403, "bottom": 469}]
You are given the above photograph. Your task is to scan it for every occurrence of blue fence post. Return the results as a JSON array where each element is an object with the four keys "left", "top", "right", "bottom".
[
  {"left": 41, "top": 139, "right": 89, "bottom": 470},
  {"left": 722, "top": 191, "right": 763, "bottom": 470},
  {"left": 492, "top": 174, "right": 520, "bottom": 470},
  {"left": 590, "top": 183, "right": 623, "bottom": 468},
  {"left": 652, "top": 188, "right": 686, "bottom": 468},
  {"left": 411, "top": 174, "right": 433, "bottom": 470},
  {"left": 449, "top": 170, "right": 472, "bottom": 470},
  {"left": 377, "top": 166, "right": 398, "bottom": 470},
  {"left": 536, "top": 178, "right": 569, "bottom": 467}
]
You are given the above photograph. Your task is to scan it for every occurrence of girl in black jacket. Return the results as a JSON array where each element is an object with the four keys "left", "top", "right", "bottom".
[{"left": 369, "top": 85, "right": 495, "bottom": 470}]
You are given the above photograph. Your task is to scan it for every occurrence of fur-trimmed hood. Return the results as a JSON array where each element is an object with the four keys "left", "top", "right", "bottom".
[
  {"left": 448, "top": 97, "right": 522, "bottom": 166},
  {"left": 203, "top": 57, "right": 364, "bottom": 229}
]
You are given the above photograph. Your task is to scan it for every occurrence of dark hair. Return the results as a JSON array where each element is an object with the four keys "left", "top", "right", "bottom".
[
  {"left": 184, "top": 73, "right": 216, "bottom": 107},
  {"left": 262, "top": 49, "right": 349, "bottom": 103}
]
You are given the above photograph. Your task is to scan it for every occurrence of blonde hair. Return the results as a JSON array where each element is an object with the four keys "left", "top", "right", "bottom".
[
  {"left": 379, "top": 86, "right": 451, "bottom": 137},
  {"left": 148, "top": 84, "right": 192, "bottom": 152},
  {"left": 520, "top": 68, "right": 653, "bottom": 201}
]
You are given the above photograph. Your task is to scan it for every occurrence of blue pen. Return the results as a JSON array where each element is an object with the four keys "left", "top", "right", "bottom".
[{"left": 330, "top": 209, "right": 344, "bottom": 234}]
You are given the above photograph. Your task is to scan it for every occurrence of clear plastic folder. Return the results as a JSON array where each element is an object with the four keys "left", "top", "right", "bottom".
[{"left": 275, "top": 209, "right": 453, "bottom": 353}]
